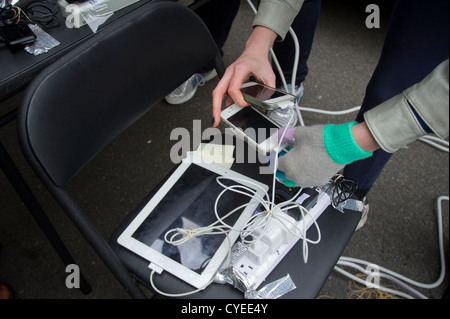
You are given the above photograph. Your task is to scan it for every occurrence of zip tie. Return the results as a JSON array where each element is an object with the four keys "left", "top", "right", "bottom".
[{"left": 263, "top": 210, "right": 274, "bottom": 217}]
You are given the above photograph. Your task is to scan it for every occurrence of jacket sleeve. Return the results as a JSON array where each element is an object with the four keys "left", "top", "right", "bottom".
[
  {"left": 364, "top": 59, "right": 449, "bottom": 153},
  {"left": 252, "top": 0, "right": 304, "bottom": 41}
]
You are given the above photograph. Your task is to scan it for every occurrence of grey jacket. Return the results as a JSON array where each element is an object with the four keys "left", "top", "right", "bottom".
[
  {"left": 253, "top": 1, "right": 449, "bottom": 153},
  {"left": 364, "top": 59, "right": 449, "bottom": 153},
  {"left": 253, "top": 0, "right": 304, "bottom": 40}
]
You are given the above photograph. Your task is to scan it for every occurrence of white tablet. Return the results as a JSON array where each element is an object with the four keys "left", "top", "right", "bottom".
[{"left": 117, "top": 154, "right": 269, "bottom": 290}]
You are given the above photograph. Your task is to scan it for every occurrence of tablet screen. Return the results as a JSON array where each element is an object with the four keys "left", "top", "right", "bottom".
[{"left": 131, "top": 163, "right": 251, "bottom": 275}]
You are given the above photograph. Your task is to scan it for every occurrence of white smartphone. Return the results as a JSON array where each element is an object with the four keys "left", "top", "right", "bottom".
[
  {"left": 240, "top": 81, "right": 296, "bottom": 111},
  {"left": 221, "top": 103, "right": 287, "bottom": 155}
]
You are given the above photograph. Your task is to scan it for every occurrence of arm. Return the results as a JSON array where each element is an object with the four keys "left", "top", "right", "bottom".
[
  {"left": 277, "top": 59, "right": 449, "bottom": 187},
  {"left": 211, "top": 0, "right": 304, "bottom": 127},
  {"left": 212, "top": 26, "right": 278, "bottom": 127},
  {"left": 252, "top": 0, "right": 305, "bottom": 41},
  {"left": 352, "top": 122, "right": 380, "bottom": 153},
  {"left": 364, "top": 59, "right": 449, "bottom": 152}
]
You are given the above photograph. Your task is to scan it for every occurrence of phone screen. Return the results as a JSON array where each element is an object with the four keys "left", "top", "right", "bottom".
[
  {"left": 227, "top": 106, "right": 278, "bottom": 144},
  {"left": 240, "top": 84, "right": 286, "bottom": 101}
]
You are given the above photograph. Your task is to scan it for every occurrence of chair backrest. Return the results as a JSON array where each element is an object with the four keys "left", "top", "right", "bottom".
[{"left": 17, "top": 1, "right": 224, "bottom": 187}]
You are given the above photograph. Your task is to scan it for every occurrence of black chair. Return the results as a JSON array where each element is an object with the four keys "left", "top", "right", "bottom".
[{"left": 17, "top": 1, "right": 225, "bottom": 298}]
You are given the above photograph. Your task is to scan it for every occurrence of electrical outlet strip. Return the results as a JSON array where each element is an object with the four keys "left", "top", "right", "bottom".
[{"left": 232, "top": 190, "right": 330, "bottom": 289}]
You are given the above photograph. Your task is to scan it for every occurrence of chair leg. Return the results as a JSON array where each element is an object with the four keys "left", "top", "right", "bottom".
[
  {"left": 0, "top": 141, "right": 92, "bottom": 294},
  {"left": 56, "top": 200, "right": 148, "bottom": 299}
]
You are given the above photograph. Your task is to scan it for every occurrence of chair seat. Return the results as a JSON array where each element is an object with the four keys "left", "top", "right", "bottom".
[{"left": 109, "top": 136, "right": 362, "bottom": 299}]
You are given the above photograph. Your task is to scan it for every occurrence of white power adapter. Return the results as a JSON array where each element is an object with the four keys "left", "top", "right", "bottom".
[
  {"left": 250, "top": 212, "right": 298, "bottom": 258},
  {"left": 276, "top": 213, "right": 299, "bottom": 243},
  {"left": 232, "top": 189, "right": 330, "bottom": 289},
  {"left": 248, "top": 240, "right": 269, "bottom": 265}
]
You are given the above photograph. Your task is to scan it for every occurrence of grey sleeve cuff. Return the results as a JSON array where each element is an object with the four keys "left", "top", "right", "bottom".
[
  {"left": 403, "top": 59, "right": 449, "bottom": 139},
  {"left": 252, "top": 0, "right": 304, "bottom": 41},
  {"left": 364, "top": 93, "right": 426, "bottom": 153},
  {"left": 364, "top": 59, "right": 449, "bottom": 153}
]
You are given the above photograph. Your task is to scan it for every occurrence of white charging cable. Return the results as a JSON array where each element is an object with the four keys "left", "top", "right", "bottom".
[
  {"left": 334, "top": 196, "right": 448, "bottom": 299},
  {"left": 418, "top": 135, "right": 449, "bottom": 152}
]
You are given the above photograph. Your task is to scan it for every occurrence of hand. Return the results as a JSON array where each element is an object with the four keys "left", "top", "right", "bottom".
[
  {"left": 277, "top": 123, "right": 376, "bottom": 187},
  {"left": 211, "top": 26, "right": 278, "bottom": 127},
  {"left": 277, "top": 125, "right": 345, "bottom": 187}
]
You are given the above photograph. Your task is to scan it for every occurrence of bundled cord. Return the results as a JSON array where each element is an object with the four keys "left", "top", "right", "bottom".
[
  {"left": 212, "top": 175, "right": 321, "bottom": 264},
  {"left": 0, "top": 0, "right": 60, "bottom": 28},
  {"left": 21, "top": 0, "right": 60, "bottom": 28},
  {"left": 0, "top": 3, "right": 34, "bottom": 25},
  {"left": 330, "top": 174, "right": 358, "bottom": 208}
]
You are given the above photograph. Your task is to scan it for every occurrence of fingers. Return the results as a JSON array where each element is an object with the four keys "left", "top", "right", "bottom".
[
  {"left": 211, "top": 62, "right": 251, "bottom": 127},
  {"left": 211, "top": 50, "right": 276, "bottom": 127},
  {"left": 212, "top": 66, "right": 234, "bottom": 127},
  {"left": 226, "top": 63, "right": 252, "bottom": 108}
]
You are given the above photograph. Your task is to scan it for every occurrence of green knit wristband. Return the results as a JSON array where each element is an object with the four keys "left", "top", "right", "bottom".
[{"left": 323, "top": 122, "right": 373, "bottom": 165}]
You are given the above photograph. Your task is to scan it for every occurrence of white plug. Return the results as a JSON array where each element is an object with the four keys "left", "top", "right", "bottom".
[
  {"left": 248, "top": 240, "right": 269, "bottom": 265},
  {"left": 274, "top": 213, "right": 298, "bottom": 244},
  {"left": 148, "top": 262, "right": 163, "bottom": 275},
  {"left": 260, "top": 221, "right": 284, "bottom": 254},
  {"left": 251, "top": 212, "right": 298, "bottom": 254},
  {"left": 277, "top": 100, "right": 295, "bottom": 109}
]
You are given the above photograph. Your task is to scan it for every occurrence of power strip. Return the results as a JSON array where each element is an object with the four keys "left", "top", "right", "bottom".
[{"left": 232, "top": 189, "right": 330, "bottom": 289}]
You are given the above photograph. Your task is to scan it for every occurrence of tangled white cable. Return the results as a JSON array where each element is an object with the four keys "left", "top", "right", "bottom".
[
  {"left": 212, "top": 175, "right": 321, "bottom": 263},
  {"left": 335, "top": 195, "right": 448, "bottom": 299},
  {"left": 155, "top": 168, "right": 321, "bottom": 297}
]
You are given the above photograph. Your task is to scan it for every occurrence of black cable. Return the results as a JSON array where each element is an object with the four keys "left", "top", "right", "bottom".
[
  {"left": 330, "top": 174, "right": 358, "bottom": 207},
  {"left": 0, "top": 5, "right": 17, "bottom": 24},
  {"left": 0, "top": 0, "right": 60, "bottom": 28},
  {"left": 21, "top": 0, "right": 61, "bottom": 28}
]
